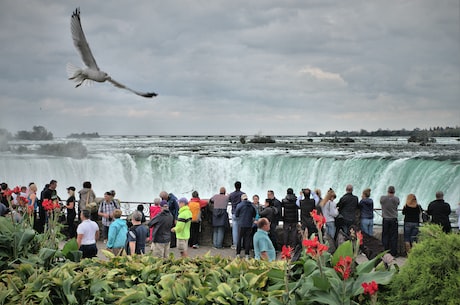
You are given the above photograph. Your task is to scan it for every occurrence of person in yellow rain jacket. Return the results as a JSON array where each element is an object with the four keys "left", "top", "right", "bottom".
[{"left": 171, "top": 197, "right": 192, "bottom": 257}]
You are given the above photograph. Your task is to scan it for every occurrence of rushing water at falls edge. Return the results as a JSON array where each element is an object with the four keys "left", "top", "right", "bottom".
[{"left": 1, "top": 136, "right": 459, "bottom": 212}]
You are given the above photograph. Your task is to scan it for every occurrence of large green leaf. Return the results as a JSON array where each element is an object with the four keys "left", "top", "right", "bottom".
[
  {"left": 331, "top": 241, "right": 353, "bottom": 266},
  {"left": 351, "top": 269, "right": 396, "bottom": 296},
  {"left": 38, "top": 248, "right": 56, "bottom": 262},
  {"left": 0, "top": 217, "right": 14, "bottom": 234},
  {"left": 355, "top": 252, "right": 384, "bottom": 274},
  {"left": 312, "top": 274, "right": 331, "bottom": 291},
  {"left": 65, "top": 250, "right": 82, "bottom": 262},
  {"left": 13, "top": 229, "right": 35, "bottom": 253},
  {"left": 61, "top": 238, "right": 78, "bottom": 256}
]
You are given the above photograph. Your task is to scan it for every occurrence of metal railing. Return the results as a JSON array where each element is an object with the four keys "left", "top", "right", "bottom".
[{"left": 104, "top": 201, "right": 459, "bottom": 229}]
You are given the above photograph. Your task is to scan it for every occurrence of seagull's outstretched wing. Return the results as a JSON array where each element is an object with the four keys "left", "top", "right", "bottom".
[
  {"left": 108, "top": 78, "right": 158, "bottom": 98},
  {"left": 71, "top": 8, "right": 99, "bottom": 70}
]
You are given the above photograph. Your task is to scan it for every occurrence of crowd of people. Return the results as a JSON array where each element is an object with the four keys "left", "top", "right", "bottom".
[{"left": 0, "top": 179, "right": 458, "bottom": 260}]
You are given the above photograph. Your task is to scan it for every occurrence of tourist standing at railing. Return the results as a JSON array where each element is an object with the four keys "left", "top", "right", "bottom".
[
  {"left": 107, "top": 209, "right": 127, "bottom": 256},
  {"left": 149, "top": 200, "right": 173, "bottom": 258},
  {"left": 297, "top": 188, "right": 320, "bottom": 237},
  {"left": 259, "top": 198, "right": 278, "bottom": 249},
  {"left": 171, "top": 197, "right": 192, "bottom": 257},
  {"left": 282, "top": 188, "right": 299, "bottom": 248},
  {"left": 380, "top": 186, "right": 400, "bottom": 257},
  {"left": 149, "top": 198, "right": 162, "bottom": 242},
  {"left": 210, "top": 187, "right": 229, "bottom": 249},
  {"left": 235, "top": 193, "right": 256, "bottom": 259},
  {"left": 127, "top": 211, "right": 149, "bottom": 255},
  {"left": 359, "top": 188, "right": 374, "bottom": 236},
  {"left": 77, "top": 209, "right": 99, "bottom": 258},
  {"left": 229, "top": 181, "right": 245, "bottom": 250},
  {"left": 98, "top": 191, "right": 119, "bottom": 243},
  {"left": 253, "top": 217, "right": 276, "bottom": 262},
  {"left": 337, "top": 184, "right": 359, "bottom": 234},
  {"left": 78, "top": 181, "right": 96, "bottom": 221},
  {"left": 320, "top": 189, "right": 338, "bottom": 239},
  {"left": 27, "top": 183, "right": 40, "bottom": 231},
  {"left": 267, "top": 190, "right": 282, "bottom": 250},
  {"left": 188, "top": 191, "right": 208, "bottom": 249},
  {"left": 65, "top": 186, "right": 77, "bottom": 239},
  {"left": 402, "top": 194, "right": 421, "bottom": 254},
  {"left": 136, "top": 204, "right": 146, "bottom": 224},
  {"left": 427, "top": 191, "right": 452, "bottom": 233},
  {"left": 160, "top": 191, "right": 179, "bottom": 248}
]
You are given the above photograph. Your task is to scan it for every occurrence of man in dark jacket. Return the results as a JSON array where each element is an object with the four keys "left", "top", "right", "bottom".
[
  {"left": 427, "top": 191, "right": 452, "bottom": 233},
  {"left": 149, "top": 200, "right": 174, "bottom": 258},
  {"left": 235, "top": 193, "right": 256, "bottom": 258},
  {"left": 298, "top": 188, "right": 320, "bottom": 237},
  {"left": 160, "top": 191, "right": 179, "bottom": 248},
  {"left": 337, "top": 184, "right": 358, "bottom": 233},
  {"left": 260, "top": 199, "right": 278, "bottom": 248},
  {"left": 267, "top": 190, "right": 282, "bottom": 250},
  {"left": 282, "top": 188, "right": 299, "bottom": 248},
  {"left": 229, "top": 181, "right": 245, "bottom": 249}
]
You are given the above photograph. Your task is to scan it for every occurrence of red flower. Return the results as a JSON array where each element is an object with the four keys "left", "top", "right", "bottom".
[
  {"left": 42, "top": 199, "right": 54, "bottom": 211},
  {"left": 12, "top": 186, "right": 21, "bottom": 194},
  {"left": 310, "top": 209, "right": 326, "bottom": 230},
  {"left": 302, "top": 236, "right": 329, "bottom": 259},
  {"left": 4, "top": 189, "right": 13, "bottom": 197},
  {"left": 18, "top": 196, "right": 29, "bottom": 206},
  {"left": 356, "top": 230, "right": 363, "bottom": 246},
  {"left": 334, "top": 256, "right": 353, "bottom": 280},
  {"left": 281, "top": 245, "right": 293, "bottom": 260},
  {"left": 362, "top": 281, "right": 378, "bottom": 295}
]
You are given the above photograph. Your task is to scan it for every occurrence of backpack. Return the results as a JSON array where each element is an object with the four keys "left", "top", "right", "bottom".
[{"left": 125, "top": 225, "right": 138, "bottom": 255}]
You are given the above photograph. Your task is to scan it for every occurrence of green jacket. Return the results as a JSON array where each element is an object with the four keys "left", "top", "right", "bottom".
[{"left": 174, "top": 205, "right": 192, "bottom": 240}]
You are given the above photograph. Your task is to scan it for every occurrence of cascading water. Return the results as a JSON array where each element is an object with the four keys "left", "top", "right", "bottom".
[{"left": 1, "top": 136, "right": 459, "bottom": 214}]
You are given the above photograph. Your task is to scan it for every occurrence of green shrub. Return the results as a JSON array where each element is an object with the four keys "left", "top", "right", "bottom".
[{"left": 381, "top": 224, "right": 460, "bottom": 305}]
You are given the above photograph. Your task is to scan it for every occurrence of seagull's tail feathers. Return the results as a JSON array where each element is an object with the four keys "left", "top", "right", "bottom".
[
  {"left": 107, "top": 78, "right": 158, "bottom": 98},
  {"left": 66, "top": 62, "right": 91, "bottom": 87}
]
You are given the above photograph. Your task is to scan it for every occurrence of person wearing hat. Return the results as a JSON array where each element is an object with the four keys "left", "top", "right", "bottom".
[
  {"left": 148, "top": 200, "right": 174, "bottom": 258},
  {"left": 127, "top": 210, "right": 149, "bottom": 255},
  {"left": 65, "top": 186, "right": 77, "bottom": 239},
  {"left": 171, "top": 197, "right": 192, "bottom": 257}
]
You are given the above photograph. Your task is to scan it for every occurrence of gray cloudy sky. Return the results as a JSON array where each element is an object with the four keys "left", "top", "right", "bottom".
[{"left": 0, "top": 0, "right": 459, "bottom": 136}]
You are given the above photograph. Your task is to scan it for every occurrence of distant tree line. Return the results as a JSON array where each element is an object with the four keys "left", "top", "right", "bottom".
[
  {"left": 15, "top": 126, "right": 53, "bottom": 140},
  {"left": 67, "top": 132, "right": 100, "bottom": 139},
  {"left": 318, "top": 126, "right": 460, "bottom": 137}
]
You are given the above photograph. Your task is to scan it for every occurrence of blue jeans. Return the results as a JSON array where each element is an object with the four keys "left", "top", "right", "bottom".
[
  {"left": 213, "top": 226, "right": 225, "bottom": 248},
  {"left": 404, "top": 222, "right": 419, "bottom": 244},
  {"left": 232, "top": 214, "right": 239, "bottom": 247},
  {"left": 325, "top": 221, "right": 336, "bottom": 239},
  {"left": 361, "top": 218, "right": 374, "bottom": 236}
]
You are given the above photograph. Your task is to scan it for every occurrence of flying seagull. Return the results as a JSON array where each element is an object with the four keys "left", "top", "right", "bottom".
[{"left": 67, "top": 8, "right": 157, "bottom": 98}]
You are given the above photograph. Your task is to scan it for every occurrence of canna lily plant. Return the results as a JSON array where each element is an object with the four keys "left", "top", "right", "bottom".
[{"left": 286, "top": 210, "right": 396, "bottom": 305}]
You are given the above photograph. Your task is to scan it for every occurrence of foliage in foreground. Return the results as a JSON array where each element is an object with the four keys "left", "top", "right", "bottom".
[
  {"left": 0, "top": 254, "right": 286, "bottom": 305},
  {"left": 380, "top": 224, "right": 460, "bottom": 305},
  {"left": 0, "top": 211, "right": 397, "bottom": 305}
]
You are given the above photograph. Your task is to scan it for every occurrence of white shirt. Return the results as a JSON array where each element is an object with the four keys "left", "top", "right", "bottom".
[{"left": 77, "top": 219, "right": 99, "bottom": 245}]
